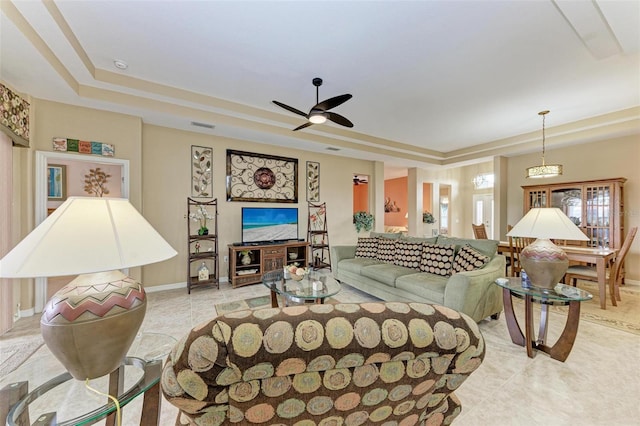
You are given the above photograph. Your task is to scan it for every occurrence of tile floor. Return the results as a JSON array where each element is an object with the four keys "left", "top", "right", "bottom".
[{"left": 1, "top": 280, "right": 639, "bottom": 425}]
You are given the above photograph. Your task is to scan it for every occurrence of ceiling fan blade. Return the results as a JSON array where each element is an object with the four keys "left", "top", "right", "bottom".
[
  {"left": 326, "top": 112, "right": 354, "bottom": 128},
  {"left": 314, "top": 94, "right": 352, "bottom": 111},
  {"left": 272, "top": 100, "right": 307, "bottom": 117},
  {"left": 293, "top": 122, "right": 314, "bottom": 131}
]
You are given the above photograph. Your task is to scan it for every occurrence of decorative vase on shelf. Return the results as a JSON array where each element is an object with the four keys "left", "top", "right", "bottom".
[
  {"left": 240, "top": 251, "right": 252, "bottom": 265},
  {"left": 198, "top": 262, "right": 210, "bottom": 281},
  {"left": 198, "top": 227, "right": 209, "bottom": 236}
]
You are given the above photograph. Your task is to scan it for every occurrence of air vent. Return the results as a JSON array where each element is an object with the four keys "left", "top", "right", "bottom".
[
  {"left": 191, "top": 121, "right": 215, "bottom": 129},
  {"left": 326, "top": 147, "right": 340, "bottom": 151}
]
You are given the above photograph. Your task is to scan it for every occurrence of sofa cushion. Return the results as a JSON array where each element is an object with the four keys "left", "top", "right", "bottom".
[
  {"left": 376, "top": 238, "right": 397, "bottom": 263},
  {"left": 395, "top": 273, "right": 448, "bottom": 305},
  {"left": 361, "top": 263, "right": 416, "bottom": 286},
  {"left": 436, "top": 236, "right": 498, "bottom": 258},
  {"left": 338, "top": 257, "right": 382, "bottom": 274},
  {"left": 420, "top": 243, "right": 455, "bottom": 276},
  {"left": 355, "top": 237, "right": 378, "bottom": 259},
  {"left": 370, "top": 231, "right": 402, "bottom": 239},
  {"left": 393, "top": 240, "right": 424, "bottom": 269},
  {"left": 452, "top": 244, "right": 491, "bottom": 273}
]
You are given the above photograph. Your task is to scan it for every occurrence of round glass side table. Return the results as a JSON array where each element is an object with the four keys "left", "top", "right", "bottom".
[
  {"left": 494, "top": 277, "right": 592, "bottom": 362},
  {"left": 2, "top": 332, "right": 176, "bottom": 426}
]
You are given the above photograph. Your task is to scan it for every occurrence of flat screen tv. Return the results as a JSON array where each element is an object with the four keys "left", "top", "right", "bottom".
[{"left": 242, "top": 207, "right": 298, "bottom": 244}]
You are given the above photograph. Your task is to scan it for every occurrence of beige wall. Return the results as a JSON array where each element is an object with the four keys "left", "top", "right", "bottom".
[
  {"left": 141, "top": 124, "right": 375, "bottom": 287},
  {"left": 32, "top": 99, "right": 143, "bottom": 206},
  {"left": 505, "top": 135, "right": 640, "bottom": 282},
  {"left": 8, "top": 98, "right": 639, "bottom": 314}
]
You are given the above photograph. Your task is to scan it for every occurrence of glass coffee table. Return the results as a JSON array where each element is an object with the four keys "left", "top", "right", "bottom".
[
  {"left": 494, "top": 277, "right": 592, "bottom": 362},
  {"left": 262, "top": 269, "right": 341, "bottom": 307}
]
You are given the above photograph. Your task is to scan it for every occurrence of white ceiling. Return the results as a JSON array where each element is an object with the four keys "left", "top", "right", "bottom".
[{"left": 1, "top": 0, "right": 639, "bottom": 171}]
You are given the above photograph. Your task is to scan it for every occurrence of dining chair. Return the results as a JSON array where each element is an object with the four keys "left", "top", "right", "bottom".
[
  {"left": 564, "top": 227, "right": 637, "bottom": 307},
  {"left": 472, "top": 223, "right": 488, "bottom": 239},
  {"left": 509, "top": 230, "right": 534, "bottom": 277}
]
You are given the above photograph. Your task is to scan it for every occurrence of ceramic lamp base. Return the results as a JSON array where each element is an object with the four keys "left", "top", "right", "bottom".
[
  {"left": 520, "top": 238, "right": 569, "bottom": 289},
  {"left": 41, "top": 270, "right": 146, "bottom": 379}
]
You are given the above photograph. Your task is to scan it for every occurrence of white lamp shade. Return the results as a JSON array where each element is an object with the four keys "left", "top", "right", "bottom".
[
  {"left": 506, "top": 208, "right": 589, "bottom": 241},
  {"left": 0, "top": 197, "right": 177, "bottom": 278}
]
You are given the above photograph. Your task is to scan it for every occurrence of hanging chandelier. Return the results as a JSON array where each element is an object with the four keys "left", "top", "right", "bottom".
[{"left": 526, "top": 110, "right": 562, "bottom": 178}]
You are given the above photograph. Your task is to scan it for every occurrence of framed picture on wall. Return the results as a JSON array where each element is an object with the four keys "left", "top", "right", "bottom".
[
  {"left": 306, "top": 161, "right": 320, "bottom": 202},
  {"left": 47, "top": 164, "right": 67, "bottom": 201},
  {"left": 226, "top": 150, "right": 298, "bottom": 203},
  {"left": 191, "top": 145, "right": 213, "bottom": 198}
]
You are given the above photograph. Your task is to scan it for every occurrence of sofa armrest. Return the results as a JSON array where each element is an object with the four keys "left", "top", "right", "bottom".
[
  {"left": 443, "top": 255, "right": 506, "bottom": 321},
  {"left": 330, "top": 245, "right": 356, "bottom": 270}
]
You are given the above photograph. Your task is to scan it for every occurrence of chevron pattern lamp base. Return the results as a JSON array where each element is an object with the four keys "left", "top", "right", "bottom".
[
  {"left": 41, "top": 270, "right": 146, "bottom": 380},
  {"left": 520, "top": 238, "right": 569, "bottom": 290}
]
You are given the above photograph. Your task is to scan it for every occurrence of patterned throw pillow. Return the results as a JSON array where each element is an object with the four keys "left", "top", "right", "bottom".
[
  {"left": 420, "top": 243, "right": 455, "bottom": 276},
  {"left": 355, "top": 237, "right": 378, "bottom": 259},
  {"left": 393, "top": 241, "right": 423, "bottom": 269},
  {"left": 452, "top": 244, "right": 490, "bottom": 273},
  {"left": 376, "top": 238, "right": 397, "bottom": 263}
]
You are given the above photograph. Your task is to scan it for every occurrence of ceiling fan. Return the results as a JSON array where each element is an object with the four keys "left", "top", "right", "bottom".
[
  {"left": 353, "top": 175, "right": 368, "bottom": 185},
  {"left": 273, "top": 78, "right": 353, "bottom": 131}
]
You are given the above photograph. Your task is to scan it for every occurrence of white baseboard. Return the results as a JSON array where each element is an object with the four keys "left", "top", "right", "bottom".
[
  {"left": 144, "top": 276, "right": 229, "bottom": 293},
  {"left": 16, "top": 307, "right": 35, "bottom": 320},
  {"left": 144, "top": 281, "right": 186, "bottom": 293}
]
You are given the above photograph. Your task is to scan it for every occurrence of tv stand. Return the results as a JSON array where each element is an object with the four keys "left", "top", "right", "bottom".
[{"left": 228, "top": 241, "right": 310, "bottom": 288}]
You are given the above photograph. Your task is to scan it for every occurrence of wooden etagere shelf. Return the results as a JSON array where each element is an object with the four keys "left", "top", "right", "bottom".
[
  {"left": 307, "top": 202, "right": 331, "bottom": 270},
  {"left": 187, "top": 198, "right": 219, "bottom": 293},
  {"left": 228, "top": 241, "right": 309, "bottom": 288}
]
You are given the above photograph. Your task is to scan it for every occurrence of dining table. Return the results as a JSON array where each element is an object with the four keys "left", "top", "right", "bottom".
[{"left": 497, "top": 241, "right": 618, "bottom": 309}]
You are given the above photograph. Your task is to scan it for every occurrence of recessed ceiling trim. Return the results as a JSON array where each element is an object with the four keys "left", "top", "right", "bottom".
[
  {"left": 1, "top": 0, "right": 79, "bottom": 92},
  {"left": 78, "top": 84, "right": 444, "bottom": 166},
  {"left": 42, "top": 0, "right": 95, "bottom": 75}
]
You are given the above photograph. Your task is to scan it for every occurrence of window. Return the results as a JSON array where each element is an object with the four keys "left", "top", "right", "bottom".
[{"left": 472, "top": 173, "right": 494, "bottom": 189}]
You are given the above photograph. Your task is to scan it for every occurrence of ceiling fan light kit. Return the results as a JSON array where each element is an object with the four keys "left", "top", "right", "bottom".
[
  {"left": 273, "top": 77, "right": 353, "bottom": 131},
  {"left": 309, "top": 112, "right": 327, "bottom": 124}
]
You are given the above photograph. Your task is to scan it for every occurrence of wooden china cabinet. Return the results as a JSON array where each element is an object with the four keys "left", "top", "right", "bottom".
[{"left": 522, "top": 178, "right": 626, "bottom": 250}]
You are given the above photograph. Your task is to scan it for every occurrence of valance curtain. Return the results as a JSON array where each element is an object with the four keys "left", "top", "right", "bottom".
[{"left": 0, "top": 83, "right": 30, "bottom": 148}]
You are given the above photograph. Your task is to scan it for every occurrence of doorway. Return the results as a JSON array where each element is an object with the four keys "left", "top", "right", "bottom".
[
  {"left": 353, "top": 174, "right": 369, "bottom": 213},
  {"left": 472, "top": 194, "right": 494, "bottom": 239},
  {"left": 34, "top": 151, "right": 129, "bottom": 312},
  {"left": 439, "top": 185, "right": 451, "bottom": 236}
]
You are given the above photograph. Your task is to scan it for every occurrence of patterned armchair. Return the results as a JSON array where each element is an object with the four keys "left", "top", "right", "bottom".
[{"left": 161, "top": 302, "right": 485, "bottom": 425}]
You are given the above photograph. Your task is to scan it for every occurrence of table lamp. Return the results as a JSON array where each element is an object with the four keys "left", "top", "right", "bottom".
[
  {"left": 506, "top": 208, "right": 588, "bottom": 289},
  {"left": 0, "top": 197, "right": 177, "bottom": 379}
]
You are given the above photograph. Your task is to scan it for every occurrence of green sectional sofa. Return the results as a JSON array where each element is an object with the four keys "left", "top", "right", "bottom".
[{"left": 331, "top": 234, "right": 505, "bottom": 322}]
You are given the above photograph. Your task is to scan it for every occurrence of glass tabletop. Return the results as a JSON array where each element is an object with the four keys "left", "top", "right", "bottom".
[
  {"left": 6, "top": 357, "right": 161, "bottom": 426},
  {"left": 2, "top": 332, "right": 176, "bottom": 426},
  {"left": 495, "top": 277, "right": 593, "bottom": 303},
  {"left": 262, "top": 269, "right": 341, "bottom": 301}
]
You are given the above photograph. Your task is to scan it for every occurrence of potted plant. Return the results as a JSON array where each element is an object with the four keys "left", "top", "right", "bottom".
[
  {"left": 353, "top": 211, "right": 374, "bottom": 233},
  {"left": 422, "top": 211, "right": 436, "bottom": 224},
  {"left": 189, "top": 205, "right": 214, "bottom": 235}
]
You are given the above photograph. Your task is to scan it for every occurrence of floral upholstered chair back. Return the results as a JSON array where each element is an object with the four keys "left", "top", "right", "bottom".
[{"left": 161, "top": 302, "right": 485, "bottom": 425}]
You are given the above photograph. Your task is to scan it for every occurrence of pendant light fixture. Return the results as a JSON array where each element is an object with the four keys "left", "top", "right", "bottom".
[{"left": 526, "top": 110, "right": 562, "bottom": 178}]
